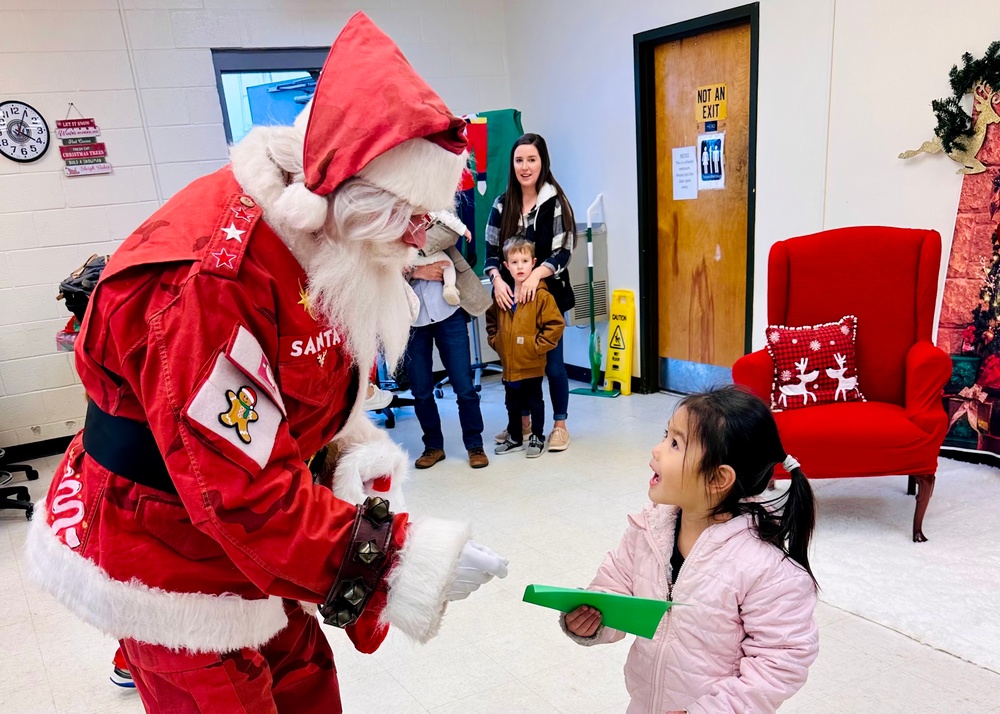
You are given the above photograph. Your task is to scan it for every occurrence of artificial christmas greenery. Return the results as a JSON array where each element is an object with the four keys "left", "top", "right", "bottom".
[{"left": 932, "top": 41, "right": 1000, "bottom": 154}]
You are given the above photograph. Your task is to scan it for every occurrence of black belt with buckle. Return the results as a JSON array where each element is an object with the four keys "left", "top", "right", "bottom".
[{"left": 83, "top": 400, "right": 176, "bottom": 495}]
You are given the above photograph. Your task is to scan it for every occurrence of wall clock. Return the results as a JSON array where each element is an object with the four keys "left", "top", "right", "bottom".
[{"left": 0, "top": 100, "right": 50, "bottom": 163}]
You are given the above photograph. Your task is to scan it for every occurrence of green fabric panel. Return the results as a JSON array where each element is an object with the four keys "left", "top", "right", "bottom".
[{"left": 473, "top": 108, "right": 523, "bottom": 276}]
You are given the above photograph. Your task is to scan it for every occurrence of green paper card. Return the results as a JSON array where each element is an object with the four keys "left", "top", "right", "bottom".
[{"left": 522, "top": 584, "right": 674, "bottom": 639}]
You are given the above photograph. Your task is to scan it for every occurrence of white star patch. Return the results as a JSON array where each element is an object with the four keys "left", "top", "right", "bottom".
[
  {"left": 212, "top": 247, "right": 238, "bottom": 269},
  {"left": 221, "top": 223, "right": 245, "bottom": 242}
]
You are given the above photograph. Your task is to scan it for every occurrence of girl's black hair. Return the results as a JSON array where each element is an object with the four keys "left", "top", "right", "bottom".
[
  {"left": 680, "top": 386, "right": 817, "bottom": 585},
  {"left": 497, "top": 133, "right": 576, "bottom": 247}
]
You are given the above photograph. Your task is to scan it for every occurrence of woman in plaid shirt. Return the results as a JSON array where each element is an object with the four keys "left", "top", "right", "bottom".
[{"left": 484, "top": 133, "right": 577, "bottom": 453}]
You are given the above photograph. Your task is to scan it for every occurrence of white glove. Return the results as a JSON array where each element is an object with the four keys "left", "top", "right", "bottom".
[{"left": 447, "top": 540, "right": 509, "bottom": 601}]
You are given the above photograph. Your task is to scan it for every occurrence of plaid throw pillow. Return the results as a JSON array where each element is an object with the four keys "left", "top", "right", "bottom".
[{"left": 765, "top": 315, "right": 865, "bottom": 411}]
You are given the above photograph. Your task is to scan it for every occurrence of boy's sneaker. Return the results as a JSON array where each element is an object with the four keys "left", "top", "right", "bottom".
[
  {"left": 494, "top": 428, "right": 531, "bottom": 444},
  {"left": 110, "top": 648, "right": 135, "bottom": 688},
  {"left": 494, "top": 438, "right": 524, "bottom": 455},
  {"left": 526, "top": 434, "right": 545, "bottom": 458}
]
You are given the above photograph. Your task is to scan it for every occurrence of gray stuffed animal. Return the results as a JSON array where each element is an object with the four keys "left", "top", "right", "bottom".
[{"left": 416, "top": 219, "right": 492, "bottom": 317}]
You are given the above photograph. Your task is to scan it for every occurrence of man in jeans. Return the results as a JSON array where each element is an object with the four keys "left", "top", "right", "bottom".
[{"left": 404, "top": 217, "right": 491, "bottom": 469}]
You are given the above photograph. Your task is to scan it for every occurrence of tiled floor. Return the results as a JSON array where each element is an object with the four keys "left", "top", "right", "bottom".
[{"left": 3, "top": 377, "right": 1000, "bottom": 713}]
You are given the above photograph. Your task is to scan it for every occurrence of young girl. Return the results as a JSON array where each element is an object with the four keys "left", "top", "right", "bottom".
[
  {"left": 563, "top": 387, "right": 819, "bottom": 714},
  {"left": 484, "top": 133, "right": 575, "bottom": 452}
]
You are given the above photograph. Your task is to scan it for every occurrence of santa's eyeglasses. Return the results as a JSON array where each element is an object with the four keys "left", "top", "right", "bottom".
[{"left": 409, "top": 214, "right": 433, "bottom": 232}]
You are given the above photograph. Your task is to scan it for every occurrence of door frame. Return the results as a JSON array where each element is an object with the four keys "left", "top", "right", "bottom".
[{"left": 633, "top": 3, "right": 760, "bottom": 394}]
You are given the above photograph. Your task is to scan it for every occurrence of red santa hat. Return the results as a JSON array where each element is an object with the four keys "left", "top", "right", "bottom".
[{"left": 302, "top": 12, "right": 468, "bottom": 214}]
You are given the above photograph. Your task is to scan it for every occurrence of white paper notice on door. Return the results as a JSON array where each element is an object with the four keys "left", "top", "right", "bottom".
[
  {"left": 672, "top": 146, "right": 698, "bottom": 200},
  {"left": 697, "top": 132, "right": 725, "bottom": 190}
]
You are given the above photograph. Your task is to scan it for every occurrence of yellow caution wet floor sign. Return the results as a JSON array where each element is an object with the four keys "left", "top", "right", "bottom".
[{"left": 605, "top": 289, "right": 634, "bottom": 395}]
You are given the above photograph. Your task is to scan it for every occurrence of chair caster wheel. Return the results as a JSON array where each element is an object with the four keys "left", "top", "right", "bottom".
[
  {"left": 26, "top": 504, "right": 34, "bottom": 521},
  {"left": 27, "top": 468, "right": 39, "bottom": 481},
  {"left": 434, "top": 389, "right": 444, "bottom": 398}
]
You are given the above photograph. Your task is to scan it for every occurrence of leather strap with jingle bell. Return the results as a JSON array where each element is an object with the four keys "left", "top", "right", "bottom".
[{"left": 320, "top": 496, "right": 396, "bottom": 628}]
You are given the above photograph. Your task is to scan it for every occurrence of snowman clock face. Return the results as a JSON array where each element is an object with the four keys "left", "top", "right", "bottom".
[{"left": 0, "top": 101, "right": 50, "bottom": 163}]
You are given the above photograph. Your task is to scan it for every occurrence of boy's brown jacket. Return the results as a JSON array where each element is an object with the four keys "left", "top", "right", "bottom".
[{"left": 485, "top": 283, "right": 565, "bottom": 381}]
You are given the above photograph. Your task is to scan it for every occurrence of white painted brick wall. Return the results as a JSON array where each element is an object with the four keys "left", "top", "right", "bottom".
[
  {"left": 148, "top": 124, "right": 229, "bottom": 163},
  {"left": 0, "top": 353, "right": 76, "bottom": 395},
  {"left": 157, "top": 159, "right": 229, "bottom": 198},
  {"left": 126, "top": 10, "right": 176, "bottom": 49},
  {"left": 0, "top": 173, "right": 66, "bottom": 212},
  {"left": 106, "top": 201, "right": 161, "bottom": 236},
  {"left": 6, "top": 241, "right": 122, "bottom": 288},
  {"left": 63, "top": 167, "right": 158, "bottom": 207},
  {"left": 0, "top": 320, "right": 72, "bottom": 361},
  {"left": 0, "top": 0, "right": 510, "bottom": 447},
  {"left": 1, "top": 286, "right": 68, "bottom": 326},
  {"left": 134, "top": 49, "right": 217, "bottom": 87},
  {"left": 31, "top": 207, "right": 110, "bottom": 250}
]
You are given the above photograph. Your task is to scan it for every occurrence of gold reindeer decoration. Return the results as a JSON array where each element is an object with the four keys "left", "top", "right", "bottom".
[{"left": 899, "top": 81, "right": 1000, "bottom": 175}]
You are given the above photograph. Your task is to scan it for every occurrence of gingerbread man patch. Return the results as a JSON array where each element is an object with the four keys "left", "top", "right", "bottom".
[
  {"left": 218, "top": 386, "right": 259, "bottom": 444},
  {"left": 187, "top": 351, "right": 282, "bottom": 471}
]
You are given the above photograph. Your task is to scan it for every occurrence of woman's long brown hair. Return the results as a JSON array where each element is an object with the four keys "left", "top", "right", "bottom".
[{"left": 497, "top": 133, "right": 576, "bottom": 248}]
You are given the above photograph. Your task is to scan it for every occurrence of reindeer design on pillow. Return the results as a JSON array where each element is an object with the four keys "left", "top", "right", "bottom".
[
  {"left": 825, "top": 353, "right": 859, "bottom": 402},
  {"left": 778, "top": 358, "right": 820, "bottom": 408}
]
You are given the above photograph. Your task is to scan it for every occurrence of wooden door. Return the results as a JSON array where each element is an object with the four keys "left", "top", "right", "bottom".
[{"left": 654, "top": 22, "right": 752, "bottom": 392}]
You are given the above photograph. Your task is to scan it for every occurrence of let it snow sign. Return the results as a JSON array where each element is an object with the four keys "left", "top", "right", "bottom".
[
  {"left": 56, "top": 117, "right": 112, "bottom": 177},
  {"left": 695, "top": 83, "right": 727, "bottom": 122}
]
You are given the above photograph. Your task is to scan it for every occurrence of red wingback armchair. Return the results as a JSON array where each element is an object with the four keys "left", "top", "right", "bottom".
[{"left": 732, "top": 227, "right": 952, "bottom": 542}]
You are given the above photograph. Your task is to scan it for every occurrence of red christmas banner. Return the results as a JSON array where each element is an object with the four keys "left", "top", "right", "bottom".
[
  {"left": 56, "top": 118, "right": 96, "bottom": 129},
  {"left": 59, "top": 142, "right": 107, "bottom": 160}
]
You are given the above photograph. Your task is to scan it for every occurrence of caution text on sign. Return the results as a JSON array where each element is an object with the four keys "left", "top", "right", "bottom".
[{"left": 605, "top": 289, "right": 635, "bottom": 395}]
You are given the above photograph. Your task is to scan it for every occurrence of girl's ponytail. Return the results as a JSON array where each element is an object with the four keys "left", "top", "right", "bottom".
[{"left": 778, "top": 455, "right": 817, "bottom": 583}]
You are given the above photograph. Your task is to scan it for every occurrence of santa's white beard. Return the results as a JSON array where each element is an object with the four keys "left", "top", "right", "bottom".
[{"left": 305, "top": 237, "right": 413, "bottom": 374}]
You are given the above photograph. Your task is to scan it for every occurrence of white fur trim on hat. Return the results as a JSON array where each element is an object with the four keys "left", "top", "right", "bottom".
[
  {"left": 358, "top": 138, "right": 468, "bottom": 212},
  {"left": 380, "top": 517, "right": 471, "bottom": 643},
  {"left": 273, "top": 182, "right": 329, "bottom": 233},
  {"left": 24, "top": 504, "right": 288, "bottom": 653}
]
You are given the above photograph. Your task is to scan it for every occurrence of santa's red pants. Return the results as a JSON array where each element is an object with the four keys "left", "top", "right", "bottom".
[{"left": 120, "top": 601, "right": 341, "bottom": 713}]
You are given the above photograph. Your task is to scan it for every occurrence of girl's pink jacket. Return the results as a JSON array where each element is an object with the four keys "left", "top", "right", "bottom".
[{"left": 563, "top": 504, "right": 819, "bottom": 713}]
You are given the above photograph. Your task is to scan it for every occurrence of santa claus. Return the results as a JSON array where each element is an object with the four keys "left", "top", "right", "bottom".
[{"left": 26, "top": 13, "right": 507, "bottom": 713}]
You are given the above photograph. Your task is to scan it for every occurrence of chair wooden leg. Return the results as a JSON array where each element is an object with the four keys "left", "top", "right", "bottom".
[
  {"left": 912, "top": 474, "right": 935, "bottom": 543},
  {"left": 906, "top": 475, "right": 916, "bottom": 496}
]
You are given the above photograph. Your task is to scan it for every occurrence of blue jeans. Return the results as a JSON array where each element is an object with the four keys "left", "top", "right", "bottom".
[
  {"left": 403, "top": 310, "right": 484, "bottom": 451},
  {"left": 545, "top": 337, "right": 570, "bottom": 422}
]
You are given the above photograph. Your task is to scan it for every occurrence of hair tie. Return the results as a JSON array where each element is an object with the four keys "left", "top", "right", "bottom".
[{"left": 783, "top": 455, "right": 800, "bottom": 472}]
